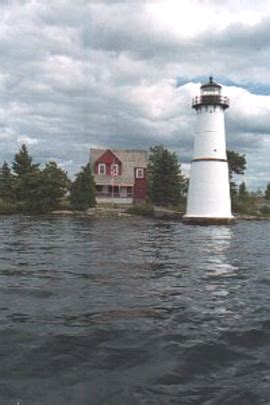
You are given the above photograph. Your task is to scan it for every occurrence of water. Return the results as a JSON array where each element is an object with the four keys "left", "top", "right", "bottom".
[{"left": 0, "top": 216, "right": 270, "bottom": 404}]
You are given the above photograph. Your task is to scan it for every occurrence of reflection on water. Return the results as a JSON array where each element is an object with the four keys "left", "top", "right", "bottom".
[
  {"left": 198, "top": 226, "right": 239, "bottom": 278},
  {"left": 0, "top": 216, "right": 270, "bottom": 404}
]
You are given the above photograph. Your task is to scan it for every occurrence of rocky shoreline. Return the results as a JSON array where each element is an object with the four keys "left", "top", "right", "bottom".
[
  {"left": 52, "top": 207, "right": 184, "bottom": 220},
  {"left": 50, "top": 207, "right": 270, "bottom": 222}
]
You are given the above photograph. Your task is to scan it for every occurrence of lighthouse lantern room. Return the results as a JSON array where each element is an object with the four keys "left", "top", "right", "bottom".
[{"left": 184, "top": 77, "right": 234, "bottom": 225}]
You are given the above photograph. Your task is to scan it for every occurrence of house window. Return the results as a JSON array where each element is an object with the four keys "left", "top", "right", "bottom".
[
  {"left": 110, "top": 164, "right": 119, "bottom": 176},
  {"left": 120, "top": 187, "right": 127, "bottom": 198},
  {"left": 98, "top": 163, "right": 106, "bottom": 175},
  {"left": 136, "top": 168, "right": 144, "bottom": 179}
]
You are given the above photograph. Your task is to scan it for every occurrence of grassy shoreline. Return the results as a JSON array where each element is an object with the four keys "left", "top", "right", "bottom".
[{"left": 1, "top": 204, "right": 269, "bottom": 222}]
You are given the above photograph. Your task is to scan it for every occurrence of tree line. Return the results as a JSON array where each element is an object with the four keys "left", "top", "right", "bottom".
[
  {"left": 0, "top": 144, "right": 96, "bottom": 213},
  {"left": 0, "top": 143, "right": 269, "bottom": 215},
  {"left": 225, "top": 150, "right": 270, "bottom": 215}
]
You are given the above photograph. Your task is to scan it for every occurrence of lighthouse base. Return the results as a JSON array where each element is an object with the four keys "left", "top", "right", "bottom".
[{"left": 182, "top": 216, "right": 235, "bottom": 226}]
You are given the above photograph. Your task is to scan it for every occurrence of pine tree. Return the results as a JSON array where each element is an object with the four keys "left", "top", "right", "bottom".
[
  {"left": 70, "top": 163, "right": 96, "bottom": 210},
  {"left": 12, "top": 144, "right": 40, "bottom": 202},
  {"left": 233, "top": 181, "right": 256, "bottom": 214},
  {"left": 265, "top": 182, "right": 270, "bottom": 200},
  {"left": 12, "top": 144, "right": 39, "bottom": 176},
  {"left": 227, "top": 150, "right": 246, "bottom": 180},
  {"left": 147, "top": 145, "right": 187, "bottom": 207},
  {"left": 0, "top": 161, "right": 14, "bottom": 201},
  {"left": 227, "top": 150, "right": 247, "bottom": 212},
  {"left": 239, "top": 181, "right": 248, "bottom": 199},
  {"left": 41, "top": 161, "right": 70, "bottom": 211},
  {"left": 25, "top": 161, "right": 70, "bottom": 213},
  {"left": 11, "top": 145, "right": 70, "bottom": 213}
]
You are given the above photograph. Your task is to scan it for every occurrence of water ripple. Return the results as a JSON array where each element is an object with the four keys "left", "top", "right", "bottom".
[{"left": 0, "top": 216, "right": 270, "bottom": 404}]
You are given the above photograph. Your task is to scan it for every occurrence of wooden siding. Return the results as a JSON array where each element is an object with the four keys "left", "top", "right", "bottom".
[
  {"left": 94, "top": 150, "right": 122, "bottom": 176},
  {"left": 133, "top": 168, "right": 147, "bottom": 202}
]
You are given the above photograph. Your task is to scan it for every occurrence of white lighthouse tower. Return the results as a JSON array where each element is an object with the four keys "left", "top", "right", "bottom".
[{"left": 184, "top": 77, "right": 234, "bottom": 225}]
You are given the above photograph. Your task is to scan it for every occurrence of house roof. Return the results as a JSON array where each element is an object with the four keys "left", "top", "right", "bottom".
[{"left": 90, "top": 148, "right": 148, "bottom": 186}]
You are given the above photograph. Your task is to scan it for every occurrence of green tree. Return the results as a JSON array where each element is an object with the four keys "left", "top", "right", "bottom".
[
  {"left": 12, "top": 144, "right": 39, "bottom": 177},
  {"left": 147, "top": 145, "right": 187, "bottom": 207},
  {"left": 227, "top": 150, "right": 247, "bottom": 211},
  {"left": 227, "top": 150, "right": 246, "bottom": 180},
  {"left": 236, "top": 182, "right": 256, "bottom": 214},
  {"left": 0, "top": 161, "right": 15, "bottom": 201},
  {"left": 12, "top": 144, "right": 70, "bottom": 213},
  {"left": 12, "top": 144, "right": 40, "bottom": 202},
  {"left": 70, "top": 163, "right": 96, "bottom": 210},
  {"left": 20, "top": 169, "right": 43, "bottom": 212},
  {"left": 42, "top": 161, "right": 70, "bottom": 210},
  {"left": 25, "top": 162, "right": 70, "bottom": 213},
  {"left": 238, "top": 181, "right": 248, "bottom": 199},
  {"left": 265, "top": 182, "right": 270, "bottom": 200}
]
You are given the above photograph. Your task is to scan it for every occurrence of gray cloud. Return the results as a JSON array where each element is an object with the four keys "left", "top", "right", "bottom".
[{"left": 0, "top": 0, "right": 269, "bottom": 190}]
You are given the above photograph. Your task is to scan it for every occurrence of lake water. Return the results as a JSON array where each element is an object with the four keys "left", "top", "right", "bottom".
[{"left": 0, "top": 216, "right": 270, "bottom": 404}]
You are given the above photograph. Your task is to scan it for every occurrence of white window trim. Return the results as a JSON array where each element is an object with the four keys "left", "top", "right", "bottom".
[
  {"left": 111, "top": 164, "right": 119, "bottom": 176},
  {"left": 98, "top": 163, "right": 106, "bottom": 175},
  {"left": 136, "top": 168, "right": 144, "bottom": 179}
]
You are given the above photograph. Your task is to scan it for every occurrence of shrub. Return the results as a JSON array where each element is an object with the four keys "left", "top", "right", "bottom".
[
  {"left": 259, "top": 205, "right": 270, "bottom": 216},
  {"left": 0, "top": 198, "right": 17, "bottom": 215},
  {"left": 126, "top": 203, "right": 155, "bottom": 217}
]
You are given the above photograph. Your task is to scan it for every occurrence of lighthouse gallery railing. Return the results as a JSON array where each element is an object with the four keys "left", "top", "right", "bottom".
[{"left": 192, "top": 95, "right": 230, "bottom": 108}]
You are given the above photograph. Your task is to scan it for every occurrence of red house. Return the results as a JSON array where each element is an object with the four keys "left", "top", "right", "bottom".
[{"left": 90, "top": 148, "right": 147, "bottom": 204}]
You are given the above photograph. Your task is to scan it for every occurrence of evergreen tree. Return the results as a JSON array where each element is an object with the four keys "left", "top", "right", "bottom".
[
  {"left": 239, "top": 181, "right": 248, "bottom": 199},
  {"left": 237, "top": 182, "right": 256, "bottom": 214},
  {"left": 0, "top": 161, "right": 14, "bottom": 201},
  {"left": 147, "top": 145, "right": 187, "bottom": 207},
  {"left": 42, "top": 161, "right": 70, "bottom": 210},
  {"left": 227, "top": 150, "right": 247, "bottom": 212},
  {"left": 265, "top": 182, "right": 270, "bottom": 200},
  {"left": 25, "top": 162, "right": 70, "bottom": 213},
  {"left": 12, "top": 144, "right": 40, "bottom": 202},
  {"left": 227, "top": 150, "right": 246, "bottom": 180},
  {"left": 12, "top": 144, "right": 70, "bottom": 213},
  {"left": 12, "top": 144, "right": 39, "bottom": 176},
  {"left": 20, "top": 169, "right": 43, "bottom": 212},
  {"left": 70, "top": 163, "right": 96, "bottom": 210}
]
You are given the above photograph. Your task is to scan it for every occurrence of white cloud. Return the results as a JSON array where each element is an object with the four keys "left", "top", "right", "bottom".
[
  {"left": 0, "top": 0, "right": 269, "bottom": 189},
  {"left": 17, "top": 135, "right": 40, "bottom": 145}
]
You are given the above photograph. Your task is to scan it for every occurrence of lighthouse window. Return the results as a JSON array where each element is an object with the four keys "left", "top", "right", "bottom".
[{"left": 202, "top": 89, "right": 219, "bottom": 95}]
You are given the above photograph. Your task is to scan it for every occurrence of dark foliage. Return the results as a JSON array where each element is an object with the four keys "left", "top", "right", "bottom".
[
  {"left": 70, "top": 163, "right": 96, "bottom": 210},
  {"left": 24, "top": 162, "right": 70, "bottom": 213},
  {"left": 0, "top": 161, "right": 15, "bottom": 201},
  {"left": 147, "top": 145, "right": 187, "bottom": 207},
  {"left": 227, "top": 150, "right": 247, "bottom": 211},
  {"left": 1, "top": 145, "right": 70, "bottom": 214},
  {"left": 264, "top": 182, "right": 270, "bottom": 200}
]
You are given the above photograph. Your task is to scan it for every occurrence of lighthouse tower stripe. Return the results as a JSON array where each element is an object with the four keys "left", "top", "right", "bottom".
[{"left": 192, "top": 157, "right": 227, "bottom": 162}]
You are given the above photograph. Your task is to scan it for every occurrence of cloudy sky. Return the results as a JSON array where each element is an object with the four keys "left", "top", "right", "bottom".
[{"left": 1, "top": 0, "right": 270, "bottom": 189}]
